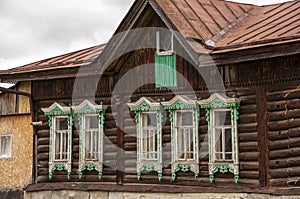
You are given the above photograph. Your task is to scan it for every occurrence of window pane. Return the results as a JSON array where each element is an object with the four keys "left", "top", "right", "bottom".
[
  {"left": 85, "top": 130, "right": 99, "bottom": 160},
  {"left": 142, "top": 129, "right": 148, "bottom": 159},
  {"left": 141, "top": 128, "right": 158, "bottom": 160},
  {"left": 0, "top": 136, "right": 11, "bottom": 158},
  {"left": 186, "top": 128, "right": 194, "bottom": 159},
  {"left": 56, "top": 118, "right": 68, "bottom": 130},
  {"left": 214, "top": 128, "right": 222, "bottom": 153},
  {"left": 214, "top": 128, "right": 223, "bottom": 160},
  {"left": 176, "top": 111, "right": 193, "bottom": 126},
  {"left": 54, "top": 131, "right": 68, "bottom": 161},
  {"left": 93, "top": 131, "right": 99, "bottom": 160},
  {"left": 177, "top": 127, "right": 193, "bottom": 160},
  {"left": 84, "top": 115, "right": 100, "bottom": 161},
  {"left": 85, "top": 115, "right": 99, "bottom": 129},
  {"left": 225, "top": 128, "right": 233, "bottom": 160},
  {"left": 214, "top": 110, "right": 231, "bottom": 126},
  {"left": 177, "top": 128, "right": 184, "bottom": 159},
  {"left": 85, "top": 131, "right": 91, "bottom": 159},
  {"left": 62, "top": 132, "right": 67, "bottom": 160},
  {"left": 141, "top": 112, "right": 158, "bottom": 160},
  {"left": 55, "top": 132, "right": 61, "bottom": 160},
  {"left": 159, "top": 31, "right": 172, "bottom": 52},
  {"left": 142, "top": 113, "right": 157, "bottom": 127}
]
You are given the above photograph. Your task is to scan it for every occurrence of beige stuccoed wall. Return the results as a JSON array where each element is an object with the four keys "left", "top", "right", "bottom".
[
  {"left": 25, "top": 191, "right": 300, "bottom": 199},
  {"left": 0, "top": 114, "right": 33, "bottom": 189}
]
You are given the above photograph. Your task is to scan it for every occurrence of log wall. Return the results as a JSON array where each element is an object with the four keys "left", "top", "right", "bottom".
[
  {"left": 33, "top": 84, "right": 260, "bottom": 190},
  {"left": 31, "top": 39, "right": 300, "bottom": 192},
  {"left": 267, "top": 82, "right": 300, "bottom": 188}
]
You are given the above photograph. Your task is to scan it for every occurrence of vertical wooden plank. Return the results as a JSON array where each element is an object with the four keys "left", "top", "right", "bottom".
[
  {"left": 256, "top": 85, "right": 269, "bottom": 189},
  {"left": 0, "top": 96, "right": 2, "bottom": 114},
  {"left": 15, "top": 92, "right": 19, "bottom": 114},
  {"left": 116, "top": 94, "right": 125, "bottom": 184}
]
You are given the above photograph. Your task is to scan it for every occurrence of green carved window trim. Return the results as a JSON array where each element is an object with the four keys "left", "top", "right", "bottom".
[
  {"left": 72, "top": 100, "right": 106, "bottom": 180},
  {"left": 127, "top": 97, "right": 163, "bottom": 181},
  {"left": 199, "top": 94, "right": 240, "bottom": 183},
  {"left": 162, "top": 96, "right": 199, "bottom": 181},
  {"left": 78, "top": 163, "right": 103, "bottom": 180},
  {"left": 42, "top": 103, "right": 73, "bottom": 180}
]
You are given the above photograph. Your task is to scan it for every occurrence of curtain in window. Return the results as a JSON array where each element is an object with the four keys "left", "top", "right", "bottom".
[
  {"left": 85, "top": 116, "right": 99, "bottom": 160},
  {"left": 175, "top": 111, "right": 194, "bottom": 161},
  {"left": 141, "top": 113, "right": 158, "bottom": 160}
]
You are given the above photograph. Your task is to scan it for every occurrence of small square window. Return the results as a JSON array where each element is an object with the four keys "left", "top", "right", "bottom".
[
  {"left": 0, "top": 135, "right": 12, "bottom": 159},
  {"left": 156, "top": 30, "right": 174, "bottom": 55}
]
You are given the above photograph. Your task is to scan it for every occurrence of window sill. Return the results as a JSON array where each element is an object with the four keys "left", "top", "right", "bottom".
[
  {"left": 156, "top": 51, "right": 174, "bottom": 56},
  {"left": 0, "top": 157, "right": 12, "bottom": 160}
]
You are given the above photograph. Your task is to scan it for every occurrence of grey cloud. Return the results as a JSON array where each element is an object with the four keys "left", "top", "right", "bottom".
[{"left": 0, "top": 0, "right": 134, "bottom": 68}]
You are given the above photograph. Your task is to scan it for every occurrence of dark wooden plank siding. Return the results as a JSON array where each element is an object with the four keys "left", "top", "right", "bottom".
[
  {"left": 35, "top": 98, "right": 118, "bottom": 183},
  {"left": 121, "top": 87, "right": 259, "bottom": 188}
]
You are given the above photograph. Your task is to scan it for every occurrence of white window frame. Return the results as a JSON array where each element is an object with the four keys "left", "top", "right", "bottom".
[
  {"left": 53, "top": 116, "right": 69, "bottom": 162},
  {"left": 161, "top": 95, "right": 199, "bottom": 181},
  {"left": 127, "top": 97, "right": 163, "bottom": 181},
  {"left": 0, "top": 134, "right": 12, "bottom": 159},
  {"left": 156, "top": 30, "right": 174, "bottom": 56},
  {"left": 140, "top": 111, "right": 158, "bottom": 161},
  {"left": 72, "top": 100, "right": 106, "bottom": 180},
  {"left": 199, "top": 93, "right": 240, "bottom": 183},
  {"left": 174, "top": 110, "right": 194, "bottom": 162},
  {"left": 42, "top": 102, "right": 72, "bottom": 180},
  {"left": 82, "top": 114, "right": 101, "bottom": 162},
  {"left": 211, "top": 108, "right": 233, "bottom": 162}
]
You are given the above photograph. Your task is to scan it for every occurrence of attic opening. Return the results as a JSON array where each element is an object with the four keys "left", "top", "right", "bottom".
[{"left": 155, "top": 30, "right": 177, "bottom": 88}]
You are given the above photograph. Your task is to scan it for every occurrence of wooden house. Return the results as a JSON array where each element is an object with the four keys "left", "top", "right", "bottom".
[{"left": 0, "top": 0, "right": 299, "bottom": 198}]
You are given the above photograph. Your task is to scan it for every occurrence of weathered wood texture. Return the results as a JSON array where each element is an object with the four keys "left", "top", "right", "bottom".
[
  {"left": 35, "top": 98, "right": 118, "bottom": 183},
  {"left": 122, "top": 88, "right": 259, "bottom": 188},
  {"left": 30, "top": 5, "right": 300, "bottom": 191},
  {"left": 31, "top": 49, "right": 300, "bottom": 194},
  {"left": 266, "top": 82, "right": 300, "bottom": 188},
  {"left": 0, "top": 82, "right": 31, "bottom": 115},
  {"left": 256, "top": 86, "right": 269, "bottom": 188}
]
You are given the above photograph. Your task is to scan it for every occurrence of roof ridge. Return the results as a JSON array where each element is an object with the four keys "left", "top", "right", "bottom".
[
  {"left": 223, "top": 0, "right": 260, "bottom": 7},
  {"left": 208, "top": 8, "right": 252, "bottom": 45},
  {"left": 224, "top": 0, "right": 294, "bottom": 7}
]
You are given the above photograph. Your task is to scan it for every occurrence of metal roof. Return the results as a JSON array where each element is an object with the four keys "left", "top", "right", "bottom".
[
  {"left": 215, "top": 0, "right": 300, "bottom": 49},
  {"left": 156, "top": 0, "right": 255, "bottom": 43},
  {"left": 0, "top": 44, "right": 106, "bottom": 75},
  {"left": 157, "top": 0, "right": 299, "bottom": 51}
]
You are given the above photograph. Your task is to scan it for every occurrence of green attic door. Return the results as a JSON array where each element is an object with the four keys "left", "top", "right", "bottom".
[{"left": 155, "top": 30, "right": 177, "bottom": 88}]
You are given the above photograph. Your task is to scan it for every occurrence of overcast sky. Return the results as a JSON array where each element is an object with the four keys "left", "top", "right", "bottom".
[{"left": 0, "top": 0, "right": 292, "bottom": 70}]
